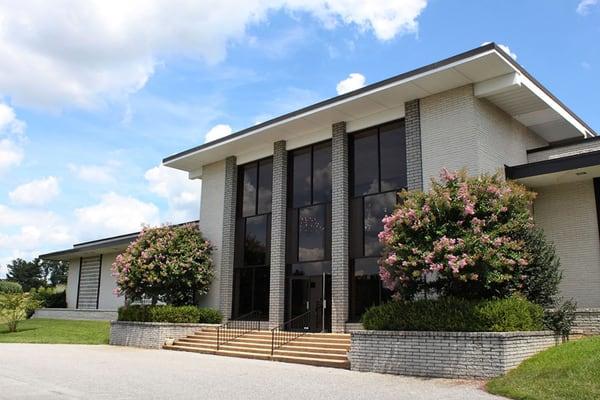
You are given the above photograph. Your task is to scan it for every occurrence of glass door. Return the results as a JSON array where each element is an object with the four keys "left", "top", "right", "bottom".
[{"left": 288, "top": 273, "right": 331, "bottom": 332}]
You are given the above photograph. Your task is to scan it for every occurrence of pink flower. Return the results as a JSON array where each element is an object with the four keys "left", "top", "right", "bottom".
[
  {"left": 440, "top": 168, "right": 456, "bottom": 182},
  {"left": 464, "top": 203, "right": 475, "bottom": 215}
]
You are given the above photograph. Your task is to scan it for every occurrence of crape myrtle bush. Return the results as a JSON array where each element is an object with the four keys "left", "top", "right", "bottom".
[
  {"left": 362, "top": 296, "right": 544, "bottom": 332},
  {"left": 375, "top": 169, "right": 575, "bottom": 333},
  {"left": 112, "top": 224, "right": 214, "bottom": 306},
  {"left": 118, "top": 305, "right": 222, "bottom": 324}
]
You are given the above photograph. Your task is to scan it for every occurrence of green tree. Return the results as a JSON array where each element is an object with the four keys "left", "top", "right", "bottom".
[
  {"left": 0, "top": 292, "right": 41, "bottom": 332},
  {"left": 5, "top": 259, "right": 45, "bottom": 292},
  {"left": 35, "top": 258, "right": 68, "bottom": 286}
]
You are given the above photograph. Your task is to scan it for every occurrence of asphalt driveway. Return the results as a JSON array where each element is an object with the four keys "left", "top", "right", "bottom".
[{"left": 0, "top": 344, "right": 504, "bottom": 400}]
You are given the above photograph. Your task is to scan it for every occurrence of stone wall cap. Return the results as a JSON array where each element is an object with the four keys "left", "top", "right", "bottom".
[
  {"left": 352, "top": 330, "right": 555, "bottom": 338},
  {"left": 110, "top": 321, "right": 221, "bottom": 327}
]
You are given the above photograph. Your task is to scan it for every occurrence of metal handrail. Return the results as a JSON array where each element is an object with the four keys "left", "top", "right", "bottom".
[
  {"left": 270, "top": 310, "right": 311, "bottom": 356},
  {"left": 216, "top": 310, "right": 262, "bottom": 350}
]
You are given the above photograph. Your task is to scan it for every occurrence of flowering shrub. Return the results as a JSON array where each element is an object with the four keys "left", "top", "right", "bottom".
[
  {"left": 112, "top": 224, "right": 214, "bottom": 306},
  {"left": 379, "top": 169, "right": 536, "bottom": 300}
]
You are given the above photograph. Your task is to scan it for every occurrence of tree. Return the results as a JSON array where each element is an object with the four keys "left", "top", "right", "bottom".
[
  {"left": 0, "top": 292, "right": 41, "bottom": 332},
  {"left": 5, "top": 259, "right": 45, "bottom": 292},
  {"left": 35, "top": 258, "right": 68, "bottom": 286},
  {"left": 112, "top": 223, "right": 214, "bottom": 306},
  {"left": 379, "top": 169, "right": 537, "bottom": 300}
]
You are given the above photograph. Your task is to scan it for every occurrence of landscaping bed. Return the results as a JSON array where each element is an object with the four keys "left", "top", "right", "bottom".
[
  {"left": 486, "top": 336, "right": 600, "bottom": 400},
  {"left": 0, "top": 318, "right": 109, "bottom": 344}
]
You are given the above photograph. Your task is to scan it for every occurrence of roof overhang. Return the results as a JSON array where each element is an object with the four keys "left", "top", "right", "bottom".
[
  {"left": 506, "top": 150, "right": 600, "bottom": 188},
  {"left": 39, "top": 220, "right": 199, "bottom": 261},
  {"left": 164, "top": 43, "right": 595, "bottom": 177}
]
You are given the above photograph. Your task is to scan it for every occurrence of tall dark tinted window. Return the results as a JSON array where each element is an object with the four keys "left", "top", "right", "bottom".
[
  {"left": 233, "top": 158, "right": 272, "bottom": 320},
  {"left": 350, "top": 120, "right": 406, "bottom": 321},
  {"left": 287, "top": 141, "right": 332, "bottom": 265}
]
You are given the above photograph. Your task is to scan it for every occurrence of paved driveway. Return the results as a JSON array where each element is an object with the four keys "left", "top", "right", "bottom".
[{"left": 0, "top": 344, "right": 504, "bottom": 400}]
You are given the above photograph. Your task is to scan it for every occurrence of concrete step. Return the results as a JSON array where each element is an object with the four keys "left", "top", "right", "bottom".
[{"left": 272, "top": 354, "right": 350, "bottom": 369}]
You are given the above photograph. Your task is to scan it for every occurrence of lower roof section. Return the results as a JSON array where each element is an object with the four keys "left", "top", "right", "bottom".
[
  {"left": 40, "top": 220, "right": 199, "bottom": 261},
  {"left": 506, "top": 150, "right": 600, "bottom": 188}
]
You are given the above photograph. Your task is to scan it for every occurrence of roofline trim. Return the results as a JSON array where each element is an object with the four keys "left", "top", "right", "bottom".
[
  {"left": 163, "top": 42, "right": 596, "bottom": 166},
  {"left": 506, "top": 149, "right": 600, "bottom": 179}
]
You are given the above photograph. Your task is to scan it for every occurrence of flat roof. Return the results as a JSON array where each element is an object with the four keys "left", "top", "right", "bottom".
[
  {"left": 39, "top": 221, "right": 199, "bottom": 261},
  {"left": 164, "top": 43, "right": 596, "bottom": 174}
]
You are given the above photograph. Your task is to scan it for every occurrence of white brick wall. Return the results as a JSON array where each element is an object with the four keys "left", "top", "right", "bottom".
[
  {"left": 110, "top": 321, "right": 220, "bottom": 349},
  {"left": 420, "top": 84, "right": 546, "bottom": 189},
  {"left": 528, "top": 139, "right": 600, "bottom": 163},
  {"left": 199, "top": 160, "right": 227, "bottom": 310},
  {"left": 534, "top": 180, "right": 600, "bottom": 308},
  {"left": 349, "top": 330, "right": 558, "bottom": 378}
]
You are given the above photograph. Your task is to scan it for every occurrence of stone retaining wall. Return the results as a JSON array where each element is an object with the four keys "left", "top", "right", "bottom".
[
  {"left": 33, "top": 308, "right": 118, "bottom": 321},
  {"left": 574, "top": 309, "right": 600, "bottom": 335},
  {"left": 110, "top": 321, "right": 220, "bottom": 349},
  {"left": 349, "top": 330, "right": 559, "bottom": 378}
]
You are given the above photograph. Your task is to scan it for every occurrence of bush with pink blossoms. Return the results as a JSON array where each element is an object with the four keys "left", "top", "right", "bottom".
[
  {"left": 379, "top": 169, "right": 536, "bottom": 300},
  {"left": 112, "top": 223, "right": 214, "bottom": 306}
]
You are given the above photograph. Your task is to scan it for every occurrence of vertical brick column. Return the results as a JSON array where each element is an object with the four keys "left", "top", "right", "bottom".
[
  {"left": 331, "top": 121, "right": 349, "bottom": 333},
  {"left": 269, "top": 140, "right": 287, "bottom": 328},
  {"left": 405, "top": 99, "right": 423, "bottom": 190},
  {"left": 219, "top": 156, "right": 237, "bottom": 321}
]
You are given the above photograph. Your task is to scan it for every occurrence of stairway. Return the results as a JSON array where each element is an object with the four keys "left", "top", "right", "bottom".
[{"left": 163, "top": 327, "right": 350, "bottom": 369}]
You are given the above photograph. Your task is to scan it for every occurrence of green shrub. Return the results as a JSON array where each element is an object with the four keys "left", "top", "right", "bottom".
[
  {"left": 118, "top": 305, "right": 222, "bottom": 324},
  {"left": 197, "top": 308, "right": 223, "bottom": 323},
  {"left": 544, "top": 299, "right": 577, "bottom": 338},
  {"left": 0, "top": 293, "right": 42, "bottom": 332},
  {"left": 30, "top": 287, "right": 67, "bottom": 308},
  {"left": 361, "top": 296, "right": 544, "bottom": 332},
  {"left": 0, "top": 281, "right": 23, "bottom": 294}
]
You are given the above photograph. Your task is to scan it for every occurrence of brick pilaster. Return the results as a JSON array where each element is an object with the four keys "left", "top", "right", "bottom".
[
  {"left": 331, "top": 122, "right": 349, "bottom": 332},
  {"left": 405, "top": 99, "right": 423, "bottom": 190},
  {"left": 219, "top": 156, "right": 237, "bottom": 321},
  {"left": 269, "top": 141, "right": 287, "bottom": 328}
]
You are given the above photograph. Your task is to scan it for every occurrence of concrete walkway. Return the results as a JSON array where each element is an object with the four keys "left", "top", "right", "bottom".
[{"left": 0, "top": 344, "right": 505, "bottom": 400}]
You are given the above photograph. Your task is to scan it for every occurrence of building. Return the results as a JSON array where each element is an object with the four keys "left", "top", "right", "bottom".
[{"left": 41, "top": 43, "right": 600, "bottom": 333}]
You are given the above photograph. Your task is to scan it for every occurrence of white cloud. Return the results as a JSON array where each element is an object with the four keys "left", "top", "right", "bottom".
[
  {"left": 68, "top": 161, "right": 119, "bottom": 183},
  {"left": 74, "top": 192, "right": 160, "bottom": 237},
  {"left": 336, "top": 73, "right": 366, "bottom": 95},
  {"left": 0, "top": 204, "right": 74, "bottom": 276},
  {"left": 577, "top": 0, "right": 598, "bottom": 15},
  {"left": 0, "top": 139, "right": 24, "bottom": 174},
  {"left": 0, "top": 0, "right": 427, "bottom": 109},
  {"left": 0, "top": 102, "right": 26, "bottom": 174},
  {"left": 482, "top": 42, "right": 517, "bottom": 60},
  {"left": 145, "top": 164, "right": 201, "bottom": 222},
  {"left": 204, "top": 124, "right": 233, "bottom": 143},
  {"left": 9, "top": 176, "right": 60, "bottom": 206}
]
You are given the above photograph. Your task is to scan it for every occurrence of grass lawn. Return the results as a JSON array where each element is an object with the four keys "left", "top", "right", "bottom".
[
  {"left": 486, "top": 336, "right": 600, "bottom": 400},
  {"left": 0, "top": 318, "right": 109, "bottom": 344}
]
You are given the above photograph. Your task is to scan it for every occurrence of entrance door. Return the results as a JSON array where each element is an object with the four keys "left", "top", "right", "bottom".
[{"left": 289, "top": 274, "right": 331, "bottom": 332}]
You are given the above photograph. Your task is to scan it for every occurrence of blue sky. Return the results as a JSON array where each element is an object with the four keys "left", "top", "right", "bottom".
[{"left": 0, "top": 0, "right": 599, "bottom": 275}]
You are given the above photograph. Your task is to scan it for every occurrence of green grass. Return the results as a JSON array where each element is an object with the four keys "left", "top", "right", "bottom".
[
  {"left": 486, "top": 336, "right": 600, "bottom": 400},
  {"left": 0, "top": 318, "right": 109, "bottom": 344}
]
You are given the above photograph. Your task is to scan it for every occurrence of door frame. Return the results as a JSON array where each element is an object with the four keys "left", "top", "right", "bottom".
[{"left": 287, "top": 273, "right": 331, "bottom": 332}]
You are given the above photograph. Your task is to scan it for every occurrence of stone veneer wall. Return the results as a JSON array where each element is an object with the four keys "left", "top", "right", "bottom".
[
  {"left": 33, "top": 308, "right": 117, "bottom": 321},
  {"left": 110, "top": 321, "right": 220, "bottom": 349},
  {"left": 573, "top": 309, "right": 600, "bottom": 335},
  {"left": 349, "top": 330, "right": 558, "bottom": 379}
]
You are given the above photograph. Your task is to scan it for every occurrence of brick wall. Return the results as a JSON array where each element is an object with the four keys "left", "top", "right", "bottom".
[
  {"left": 33, "top": 308, "right": 117, "bottom": 321},
  {"left": 331, "top": 121, "right": 349, "bottom": 333},
  {"left": 110, "top": 321, "right": 220, "bottom": 349},
  {"left": 219, "top": 156, "right": 237, "bottom": 320},
  {"left": 528, "top": 139, "right": 600, "bottom": 163},
  {"left": 420, "top": 85, "right": 546, "bottom": 189},
  {"left": 269, "top": 140, "right": 287, "bottom": 328},
  {"left": 534, "top": 180, "right": 600, "bottom": 308},
  {"left": 573, "top": 309, "right": 600, "bottom": 335},
  {"left": 405, "top": 99, "right": 423, "bottom": 190},
  {"left": 349, "top": 330, "right": 558, "bottom": 378}
]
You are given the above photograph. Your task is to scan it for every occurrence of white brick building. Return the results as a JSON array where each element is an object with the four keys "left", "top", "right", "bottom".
[{"left": 42, "top": 43, "right": 600, "bottom": 333}]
